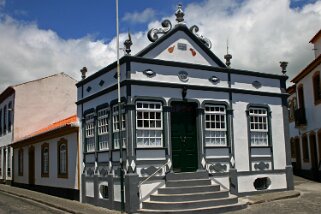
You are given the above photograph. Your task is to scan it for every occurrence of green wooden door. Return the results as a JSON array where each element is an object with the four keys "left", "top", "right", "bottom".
[{"left": 171, "top": 102, "right": 198, "bottom": 172}]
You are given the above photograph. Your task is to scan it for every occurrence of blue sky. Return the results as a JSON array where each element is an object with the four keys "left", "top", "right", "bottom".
[
  {"left": 2, "top": 0, "right": 316, "bottom": 41},
  {"left": 0, "top": 0, "right": 320, "bottom": 90}
]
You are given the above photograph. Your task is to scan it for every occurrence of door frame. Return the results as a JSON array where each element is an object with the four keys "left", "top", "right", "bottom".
[
  {"left": 28, "top": 146, "right": 35, "bottom": 185},
  {"left": 169, "top": 99, "right": 200, "bottom": 172}
]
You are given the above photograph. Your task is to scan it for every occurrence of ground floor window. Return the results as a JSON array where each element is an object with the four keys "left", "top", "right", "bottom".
[
  {"left": 290, "top": 138, "right": 296, "bottom": 159},
  {"left": 7, "top": 147, "right": 11, "bottom": 177},
  {"left": 204, "top": 105, "right": 227, "bottom": 146},
  {"left": 136, "top": 101, "right": 163, "bottom": 148},
  {"left": 0, "top": 149, "right": 2, "bottom": 176},
  {"left": 112, "top": 104, "right": 126, "bottom": 149},
  {"left": 85, "top": 112, "right": 95, "bottom": 152},
  {"left": 302, "top": 134, "right": 309, "bottom": 162},
  {"left": 41, "top": 143, "right": 49, "bottom": 177},
  {"left": 57, "top": 139, "right": 68, "bottom": 178},
  {"left": 249, "top": 107, "right": 269, "bottom": 146}
]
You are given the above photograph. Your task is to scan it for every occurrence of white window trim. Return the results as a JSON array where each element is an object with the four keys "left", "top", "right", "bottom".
[
  {"left": 98, "top": 108, "right": 109, "bottom": 151},
  {"left": 249, "top": 107, "right": 269, "bottom": 147},
  {"left": 204, "top": 104, "right": 227, "bottom": 147},
  {"left": 85, "top": 112, "right": 95, "bottom": 152},
  {"left": 136, "top": 101, "right": 163, "bottom": 148}
]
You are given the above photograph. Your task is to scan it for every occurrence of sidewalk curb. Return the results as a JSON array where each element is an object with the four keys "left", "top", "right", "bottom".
[{"left": 246, "top": 191, "right": 301, "bottom": 205}]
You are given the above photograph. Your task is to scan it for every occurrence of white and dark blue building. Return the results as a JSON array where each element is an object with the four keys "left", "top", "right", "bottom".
[{"left": 77, "top": 6, "right": 293, "bottom": 213}]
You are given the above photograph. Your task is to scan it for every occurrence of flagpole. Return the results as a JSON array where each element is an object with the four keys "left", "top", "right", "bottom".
[{"left": 116, "top": 0, "right": 125, "bottom": 212}]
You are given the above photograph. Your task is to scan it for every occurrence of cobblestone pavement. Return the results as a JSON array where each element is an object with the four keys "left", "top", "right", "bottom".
[{"left": 226, "top": 176, "right": 321, "bottom": 214}]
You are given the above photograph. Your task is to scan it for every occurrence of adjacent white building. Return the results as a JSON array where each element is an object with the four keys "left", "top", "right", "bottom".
[
  {"left": 12, "top": 115, "right": 80, "bottom": 200},
  {"left": 289, "top": 29, "right": 321, "bottom": 179},
  {"left": 0, "top": 73, "right": 77, "bottom": 184},
  {"left": 77, "top": 6, "right": 293, "bottom": 213}
]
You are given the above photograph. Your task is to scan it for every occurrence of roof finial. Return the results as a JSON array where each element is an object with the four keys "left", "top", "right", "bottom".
[
  {"left": 224, "top": 39, "right": 232, "bottom": 68},
  {"left": 280, "top": 61, "right": 288, "bottom": 75},
  {"left": 124, "top": 31, "right": 133, "bottom": 55},
  {"left": 175, "top": 4, "right": 185, "bottom": 24},
  {"left": 80, "top": 67, "right": 87, "bottom": 80}
]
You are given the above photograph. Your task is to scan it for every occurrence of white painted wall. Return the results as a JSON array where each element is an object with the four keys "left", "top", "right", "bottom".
[
  {"left": 238, "top": 173, "right": 287, "bottom": 193},
  {"left": 142, "top": 31, "right": 219, "bottom": 67},
  {"left": 13, "top": 132, "right": 79, "bottom": 190},
  {"left": 131, "top": 62, "right": 229, "bottom": 88}
]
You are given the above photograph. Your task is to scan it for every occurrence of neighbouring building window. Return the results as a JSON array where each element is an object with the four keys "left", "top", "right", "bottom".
[
  {"left": 0, "top": 109, "right": 2, "bottom": 136},
  {"left": 8, "top": 102, "right": 12, "bottom": 132},
  {"left": 98, "top": 108, "right": 109, "bottom": 150},
  {"left": 7, "top": 147, "right": 11, "bottom": 177},
  {"left": 41, "top": 143, "right": 49, "bottom": 177},
  {"left": 18, "top": 148, "right": 23, "bottom": 176},
  {"left": 313, "top": 71, "right": 321, "bottom": 104},
  {"left": 204, "top": 105, "right": 227, "bottom": 146},
  {"left": 249, "top": 107, "right": 269, "bottom": 146},
  {"left": 302, "top": 134, "right": 309, "bottom": 162},
  {"left": 3, "top": 105, "right": 6, "bottom": 134},
  {"left": 290, "top": 138, "right": 296, "bottom": 159},
  {"left": 136, "top": 101, "right": 163, "bottom": 148},
  {"left": 57, "top": 139, "right": 68, "bottom": 178},
  {"left": 298, "top": 85, "right": 305, "bottom": 109},
  {"left": 85, "top": 112, "right": 95, "bottom": 152},
  {"left": 0, "top": 149, "right": 2, "bottom": 176},
  {"left": 112, "top": 104, "right": 126, "bottom": 149},
  {"left": 288, "top": 98, "right": 297, "bottom": 122}
]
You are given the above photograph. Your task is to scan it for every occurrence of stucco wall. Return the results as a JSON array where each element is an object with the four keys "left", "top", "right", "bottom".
[
  {"left": 13, "top": 73, "right": 77, "bottom": 141},
  {"left": 13, "top": 132, "right": 79, "bottom": 190}
]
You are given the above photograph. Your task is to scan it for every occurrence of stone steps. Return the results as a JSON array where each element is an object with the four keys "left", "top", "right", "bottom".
[{"left": 139, "top": 171, "right": 247, "bottom": 213}]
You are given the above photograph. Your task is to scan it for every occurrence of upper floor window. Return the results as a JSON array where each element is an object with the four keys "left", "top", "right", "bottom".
[
  {"left": 249, "top": 107, "right": 269, "bottom": 147},
  {"left": 3, "top": 105, "right": 6, "bottom": 133},
  {"left": 288, "top": 98, "right": 297, "bottom": 122},
  {"left": 313, "top": 71, "right": 321, "bottom": 104},
  {"left": 112, "top": 104, "right": 126, "bottom": 149},
  {"left": 136, "top": 101, "right": 163, "bottom": 148},
  {"left": 18, "top": 148, "right": 23, "bottom": 176},
  {"left": 204, "top": 105, "right": 227, "bottom": 147},
  {"left": 8, "top": 102, "right": 12, "bottom": 132},
  {"left": 85, "top": 112, "right": 95, "bottom": 152},
  {"left": 0, "top": 109, "right": 2, "bottom": 136},
  {"left": 57, "top": 139, "right": 68, "bottom": 178},
  {"left": 41, "top": 143, "right": 49, "bottom": 177},
  {"left": 297, "top": 85, "right": 305, "bottom": 109},
  {"left": 97, "top": 108, "right": 109, "bottom": 150}
]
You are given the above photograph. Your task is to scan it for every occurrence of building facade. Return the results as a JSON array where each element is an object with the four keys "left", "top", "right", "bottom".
[
  {"left": 77, "top": 7, "right": 293, "bottom": 213},
  {"left": 289, "top": 29, "right": 321, "bottom": 180},
  {"left": 0, "top": 73, "right": 77, "bottom": 184},
  {"left": 12, "top": 115, "right": 80, "bottom": 200}
]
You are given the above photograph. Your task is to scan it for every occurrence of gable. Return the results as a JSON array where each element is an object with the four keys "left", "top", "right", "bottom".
[{"left": 136, "top": 25, "right": 226, "bottom": 68}]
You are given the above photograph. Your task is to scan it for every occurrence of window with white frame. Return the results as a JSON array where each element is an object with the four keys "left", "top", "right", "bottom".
[
  {"left": 85, "top": 112, "right": 95, "bottom": 152},
  {"left": 204, "top": 105, "right": 227, "bottom": 146},
  {"left": 136, "top": 101, "right": 163, "bottom": 147},
  {"left": 57, "top": 139, "right": 68, "bottom": 178},
  {"left": 41, "top": 143, "right": 49, "bottom": 177},
  {"left": 98, "top": 108, "right": 109, "bottom": 150},
  {"left": 249, "top": 107, "right": 269, "bottom": 146},
  {"left": 112, "top": 104, "right": 126, "bottom": 149}
]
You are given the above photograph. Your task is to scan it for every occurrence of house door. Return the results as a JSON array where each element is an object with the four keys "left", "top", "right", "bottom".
[
  {"left": 28, "top": 146, "right": 35, "bottom": 185},
  {"left": 295, "top": 138, "right": 301, "bottom": 171},
  {"left": 309, "top": 134, "right": 318, "bottom": 172},
  {"left": 171, "top": 102, "right": 198, "bottom": 172}
]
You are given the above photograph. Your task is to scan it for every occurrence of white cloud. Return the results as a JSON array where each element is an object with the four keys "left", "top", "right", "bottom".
[
  {"left": 0, "top": 0, "right": 320, "bottom": 91},
  {"left": 0, "top": 0, "right": 5, "bottom": 7},
  {"left": 123, "top": 8, "right": 155, "bottom": 23}
]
